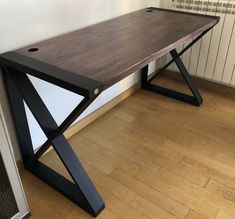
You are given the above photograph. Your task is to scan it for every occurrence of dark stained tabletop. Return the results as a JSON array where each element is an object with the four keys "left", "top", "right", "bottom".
[{"left": 14, "top": 8, "right": 219, "bottom": 89}]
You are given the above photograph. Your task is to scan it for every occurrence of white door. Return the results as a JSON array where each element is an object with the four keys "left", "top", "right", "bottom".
[{"left": 0, "top": 104, "right": 29, "bottom": 219}]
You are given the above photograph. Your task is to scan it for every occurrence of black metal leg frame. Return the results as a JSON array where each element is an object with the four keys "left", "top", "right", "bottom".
[
  {"left": 141, "top": 28, "right": 212, "bottom": 106},
  {"left": 1, "top": 65, "right": 105, "bottom": 217}
]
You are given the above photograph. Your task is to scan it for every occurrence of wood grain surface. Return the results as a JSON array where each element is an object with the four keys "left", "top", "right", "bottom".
[{"left": 15, "top": 8, "right": 219, "bottom": 89}]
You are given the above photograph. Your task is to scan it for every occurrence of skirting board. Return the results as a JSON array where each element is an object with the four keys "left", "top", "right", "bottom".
[
  {"left": 63, "top": 82, "right": 141, "bottom": 139},
  {"left": 46, "top": 70, "right": 235, "bottom": 142},
  {"left": 17, "top": 69, "right": 235, "bottom": 170},
  {"left": 17, "top": 82, "right": 141, "bottom": 170}
]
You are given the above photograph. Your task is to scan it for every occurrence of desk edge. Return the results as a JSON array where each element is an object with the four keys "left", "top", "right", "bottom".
[{"left": 0, "top": 52, "right": 103, "bottom": 98}]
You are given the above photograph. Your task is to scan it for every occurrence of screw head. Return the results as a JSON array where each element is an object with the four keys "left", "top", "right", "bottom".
[{"left": 94, "top": 88, "right": 99, "bottom": 95}]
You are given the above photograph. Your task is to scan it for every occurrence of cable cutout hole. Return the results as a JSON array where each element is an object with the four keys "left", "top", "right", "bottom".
[{"left": 28, "top": 48, "right": 39, "bottom": 52}]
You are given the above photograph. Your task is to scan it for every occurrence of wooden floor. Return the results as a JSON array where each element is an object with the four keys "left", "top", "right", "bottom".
[{"left": 21, "top": 73, "right": 235, "bottom": 219}]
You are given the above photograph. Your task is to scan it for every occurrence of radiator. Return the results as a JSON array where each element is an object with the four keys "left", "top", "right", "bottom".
[{"left": 160, "top": 0, "right": 235, "bottom": 87}]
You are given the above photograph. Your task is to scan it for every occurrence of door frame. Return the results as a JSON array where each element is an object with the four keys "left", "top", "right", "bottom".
[{"left": 0, "top": 104, "right": 30, "bottom": 219}]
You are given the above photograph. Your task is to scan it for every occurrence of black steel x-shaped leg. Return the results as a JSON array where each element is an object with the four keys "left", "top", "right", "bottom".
[
  {"left": 141, "top": 28, "right": 212, "bottom": 106},
  {"left": 1, "top": 66, "right": 105, "bottom": 217}
]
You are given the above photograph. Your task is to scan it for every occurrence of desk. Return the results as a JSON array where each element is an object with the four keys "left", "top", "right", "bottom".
[{"left": 0, "top": 8, "right": 219, "bottom": 217}]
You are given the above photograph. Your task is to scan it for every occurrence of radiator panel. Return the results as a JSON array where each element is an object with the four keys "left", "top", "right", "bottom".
[{"left": 165, "top": 0, "right": 235, "bottom": 87}]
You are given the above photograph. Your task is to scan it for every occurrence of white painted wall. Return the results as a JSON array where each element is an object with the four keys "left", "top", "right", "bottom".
[{"left": 0, "top": 0, "right": 160, "bottom": 158}]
